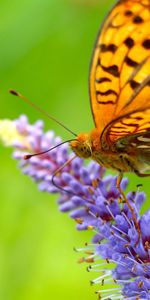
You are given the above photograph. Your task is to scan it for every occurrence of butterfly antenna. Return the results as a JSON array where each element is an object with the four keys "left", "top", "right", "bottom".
[
  {"left": 9, "top": 89, "right": 77, "bottom": 137},
  {"left": 24, "top": 139, "right": 76, "bottom": 160}
]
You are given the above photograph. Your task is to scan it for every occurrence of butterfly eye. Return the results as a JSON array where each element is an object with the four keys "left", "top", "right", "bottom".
[
  {"left": 80, "top": 145, "right": 92, "bottom": 158},
  {"left": 70, "top": 140, "right": 92, "bottom": 159}
]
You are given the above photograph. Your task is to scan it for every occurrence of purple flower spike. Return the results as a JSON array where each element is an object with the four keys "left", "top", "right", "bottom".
[{"left": 1, "top": 115, "right": 150, "bottom": 299}]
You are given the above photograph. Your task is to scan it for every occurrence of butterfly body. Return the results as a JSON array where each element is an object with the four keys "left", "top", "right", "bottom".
[
  {"left": 71, "top": 0, "right": 150, "bottom": 180},
  {"left": 70, "top": 129, "right": 150, "bottom": 175}
]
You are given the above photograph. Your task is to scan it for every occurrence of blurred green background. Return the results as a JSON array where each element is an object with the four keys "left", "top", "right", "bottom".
[{"left": 0, "top": 0, "right": 150, "bottom": 299}]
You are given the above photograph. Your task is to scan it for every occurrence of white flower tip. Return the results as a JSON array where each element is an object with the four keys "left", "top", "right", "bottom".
[{"left": 0, "top": 119, "right": 21, "bottom": 146}]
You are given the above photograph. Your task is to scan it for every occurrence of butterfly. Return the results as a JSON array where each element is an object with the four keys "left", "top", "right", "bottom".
[
  {"left": 70, "top": 0, "right": 150, "bottom": 235},
  {"left": 10, "top": 0, "right": 150, "bottom": 238},
  {"left": 71, "top": 0, "right": 150, "bottom": 184},
  {"left": 10, "top": 0, "right": 150, "bottom": 184}
]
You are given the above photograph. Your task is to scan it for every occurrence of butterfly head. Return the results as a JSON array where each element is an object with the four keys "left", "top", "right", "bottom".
[
  {"left": 70, "top": 129, "right": 100, "bottom": 159},
  {"left": 70, "top": 133, "right": 92, "bottom": 158}
]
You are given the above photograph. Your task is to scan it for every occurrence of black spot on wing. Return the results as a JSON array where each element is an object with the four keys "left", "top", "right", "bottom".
[
  {"left": 97, "top": 100, "right": 116, "bottom": 105},
  {"left": 130, "top": 80, "right": 140, "bottom": 90},
  {"left": 96, "top": 89, "right": 118, "bottom": 96},
  {"left": 133, "top": 15, "right": 144, "bottom": 24},
  {"left": 95, "top": 77, "right": 111, "bottom": 83},
  {"left": 107, "top": 44, "right": 118, "bottom": 53},
  {"left": 142, "top": 39, "right": 150, "bottom": 49},
  {"left": 124, "top": 10, "right": 133, "bottom": 17},
  {"left": 125, "top": 56, "right": 138, "bottom": 67},
  {"left": 101, "top": 63, "right": 120, "bottom": 77},
  {"left": 124, "top": 37, "right": 134, "bottom": 49},
  {"left": 100, "top": 43, "right": 117, "bottom": 53}
]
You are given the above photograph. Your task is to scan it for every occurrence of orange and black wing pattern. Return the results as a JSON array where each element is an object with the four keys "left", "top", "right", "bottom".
[{"left": 89, "top": 0, "right": 150, "bottom": 147}]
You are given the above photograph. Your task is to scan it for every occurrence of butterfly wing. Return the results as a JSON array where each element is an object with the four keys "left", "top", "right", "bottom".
[
  {"left": 115, "top": 129, "right": 150, "bottom": 172},
  {"left": 90, "top": 0, "right": 150, "bottom": 145},
  {"left": 103, "top": 106, "right": 150, "bottom": 146}
]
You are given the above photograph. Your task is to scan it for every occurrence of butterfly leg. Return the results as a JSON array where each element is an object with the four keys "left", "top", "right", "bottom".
[
  {"left": 116, "top": 172, "right": 140, "bottom": 245},
  {"left": 134, "top": 170, "right": 150, "bottom": 177}
]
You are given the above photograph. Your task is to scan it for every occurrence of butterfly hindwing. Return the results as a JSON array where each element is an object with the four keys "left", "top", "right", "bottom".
[{"left": 116, "top": 129, "right": 150, "bottom": 170}]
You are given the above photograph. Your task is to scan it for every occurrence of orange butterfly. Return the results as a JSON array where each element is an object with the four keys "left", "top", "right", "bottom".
[
  {"left": 10, "top": 0, "right": 150, "bottom": 235},
  {"left": 10, "top": 0, "right": 150, "bottom": 185},
  {"left": 71, "top": 0, "right": 150, "bottom": 183},
  {"left": 70, "top": 0, "right": 150, "bottom": 234}
]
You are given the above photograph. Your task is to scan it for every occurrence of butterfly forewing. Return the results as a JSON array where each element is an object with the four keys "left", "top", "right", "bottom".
[{"left": 90, "top": 0, "right": 150, "bottom": 146}]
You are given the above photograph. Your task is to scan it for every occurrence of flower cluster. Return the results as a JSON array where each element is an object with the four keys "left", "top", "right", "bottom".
[{"left": 1, "top": 115, "right": 150, "bottom": 299}]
